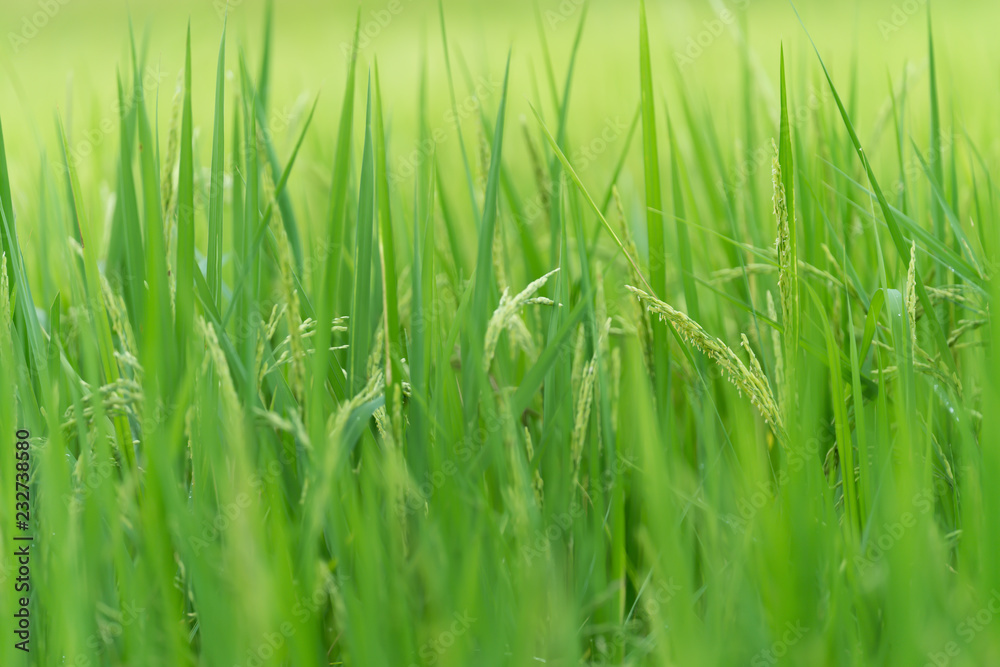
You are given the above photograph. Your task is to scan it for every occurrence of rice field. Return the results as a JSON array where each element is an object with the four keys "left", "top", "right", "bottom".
[{"left": 1, "top": 0, "right": 1000, "bottom": 665}]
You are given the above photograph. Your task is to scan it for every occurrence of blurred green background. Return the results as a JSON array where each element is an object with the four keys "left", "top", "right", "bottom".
[
  {"left": 3, "top": 0, "right": 998, "bottom": 136},
  {"left": 1, "top": 0, "right": 999, "bottom": 244}
]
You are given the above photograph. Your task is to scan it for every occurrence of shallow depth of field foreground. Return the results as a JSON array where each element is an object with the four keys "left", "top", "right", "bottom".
[{"left": 1, "top": 0, "right": 1000, "bottom": 665}]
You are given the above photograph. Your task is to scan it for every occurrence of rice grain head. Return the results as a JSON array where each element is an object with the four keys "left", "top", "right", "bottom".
[
  {"left": 483, "top": 268, "right": 560, "bottom": 373},
  {"left": 327, "top": 370, "right": 385, "bottom": 445},
  {"left": 627, "top": 285, "right": 785, "bottom": 442},
  {"left": 572, "top": 317, "right": 612, "bottom": 480},
  {"left": 771, "top": 139, "right": 798, "bottom": 417},
  {"left": 772, "top": 140, "right": 797, "bottom": 339},
  {"left": 571, "top": 352, "right": 597, "bottom": 484}
]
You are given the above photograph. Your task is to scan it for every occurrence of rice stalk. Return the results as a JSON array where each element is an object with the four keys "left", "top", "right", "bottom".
[
  {"left": 766, "top": 291, "right": 784, "bottom": 395},
  {"left": 256, "top": 303, "right": 285, "bottom": 389},
  {"left": 610, "top": 345, "right": 621, "bottom": 428},
  {"left": 200, "top": 317, "right": 247, "bottom": 446},
  {"left": 367, "top": 319, "right": 385, "bottom": 380},
  {"left": 100, "top": 274, "right": 137, "bottom": 364},
  {"left": 264, "top": 164, "right": 306, "bottom": 399},
  {"left": 492, "top": 214, "right": 509, "bottom": 294},
  {"left": 522, "top": 117, "right": 550, "bottom": 215},
  {"left": 572, "top": 317, "right": 611, "bottom": 483},
  {"left": 571, "top": 324, "right": 587, "bottom": 388},
  {"left": 162, "top": 74, "right": 185, "bottom": 260}
]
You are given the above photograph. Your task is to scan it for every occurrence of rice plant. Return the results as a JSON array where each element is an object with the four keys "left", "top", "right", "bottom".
[{"left": 1, "top": 1, "right": 999, "bottom": 665}]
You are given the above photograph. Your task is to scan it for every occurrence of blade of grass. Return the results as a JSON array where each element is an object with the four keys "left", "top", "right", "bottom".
[
  {"left": 374, "top": 61, "right": 403, "bottom": 444},
  {"left": 792, "top": 3, "right": 960, "bottom": 385},
  {"left": 207, "top": 20, "right": 228, "bottom": 309},
  {"left": 176, "top": 24, "right": 195, "bottom": 362},
  {"left": 58, "top": 121, "right": 137, "bottom": 476},
  {"left": 462, "top": 52, "right": 511, "bottom": 425},
  {"left": 529, "top": 105, "right": 651, "bottom": 294},
  {"left": 348, "top": 76, "right": 377, "bottom": 395},
  {"left": 115, "top": 73, "right": 146, "bottom": 330}
]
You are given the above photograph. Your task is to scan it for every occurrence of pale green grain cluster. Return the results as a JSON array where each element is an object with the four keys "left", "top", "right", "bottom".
[
  {"left": 627, "top": 285, "right": 784, "bottom": 437},
  {"left": 482, "top": 268, "right": 559, "bottom": 373},
  {"left": 0, "top": 253, "right": 10, "bottom": 358},
  {"left": 771, "top": 143, "right": 796, "bottom": 345}
]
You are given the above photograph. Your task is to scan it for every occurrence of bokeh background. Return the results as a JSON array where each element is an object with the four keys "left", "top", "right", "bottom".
[{"left": 1, "top": 0, "right": 999, "bottom": 249}]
